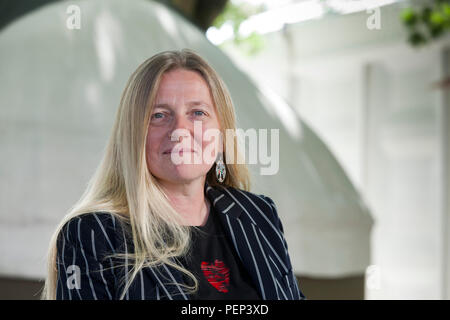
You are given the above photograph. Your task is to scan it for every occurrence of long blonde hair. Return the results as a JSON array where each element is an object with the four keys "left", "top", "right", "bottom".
[{"left": 42, "top": 49, "right": 251, "bottom": 300}]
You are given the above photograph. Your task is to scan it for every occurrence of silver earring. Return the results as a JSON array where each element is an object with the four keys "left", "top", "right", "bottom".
[{"left": 215, "top": 152, "right": 226, "bottom": 183}]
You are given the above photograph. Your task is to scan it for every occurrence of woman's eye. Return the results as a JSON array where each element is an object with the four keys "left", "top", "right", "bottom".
[
  {"left": 193, "top": 110, "right": 206, "bottom": 116},
  {"left": 150, "top": 112, "right": 170, "bottom": 125},
  {"left": 152, "top": 112, "right": 165, "bottom": 119}
]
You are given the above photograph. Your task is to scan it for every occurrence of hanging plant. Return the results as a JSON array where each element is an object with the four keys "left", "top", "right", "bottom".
[{"left": 401, "top": 0, "right": 450, "bottom": 47}]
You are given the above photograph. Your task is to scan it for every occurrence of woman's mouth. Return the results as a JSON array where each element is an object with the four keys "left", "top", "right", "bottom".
[{"left": 163, "top": 148, "right": 197, "bottom": 155}]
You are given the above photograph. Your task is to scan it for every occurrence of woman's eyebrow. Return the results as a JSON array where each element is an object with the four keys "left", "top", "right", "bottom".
[
  {"left": 153, "top": 103, "right": 171, "bottom": 109},
  {"left": 187, "top": 100, "right": 210, "bottom": 107},
  {"left": 154, "top": 101, "right": 211, "bottom": 109}
]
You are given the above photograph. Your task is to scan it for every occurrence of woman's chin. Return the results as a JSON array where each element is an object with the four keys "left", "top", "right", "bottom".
[{"left": 169, "top": 165, "right": 209, "bottom": 182}]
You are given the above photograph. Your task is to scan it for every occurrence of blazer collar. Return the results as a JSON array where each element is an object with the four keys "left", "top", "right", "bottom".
[
  {"left": 204, "top": 180, "right": 281, "bottom": 300},
  {"left": 204, "top": 180, "right": 244, "bottom": 219}
]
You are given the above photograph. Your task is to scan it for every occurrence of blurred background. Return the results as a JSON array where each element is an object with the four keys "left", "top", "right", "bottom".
[{"left": 0, "top": 0, "right": 449, "bottom": 300}]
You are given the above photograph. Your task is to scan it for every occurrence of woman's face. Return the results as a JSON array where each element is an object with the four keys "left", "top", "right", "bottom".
[{"left": 146, "top": 68, "right": 222, "bottom": 185}]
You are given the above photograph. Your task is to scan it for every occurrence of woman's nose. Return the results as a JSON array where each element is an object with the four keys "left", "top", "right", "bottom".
[{"left": 170, "top": 115, "right": 193, "bottom": 140}]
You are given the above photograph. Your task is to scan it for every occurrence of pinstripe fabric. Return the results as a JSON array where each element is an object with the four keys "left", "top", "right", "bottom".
[{"left": 55, "top": 181, "right": 306, "bottom": 300}]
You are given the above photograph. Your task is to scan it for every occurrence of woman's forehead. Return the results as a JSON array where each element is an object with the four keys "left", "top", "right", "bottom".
[
  {"left": 155, "top": 70, "right": 213, "bottom": 104},
  {"left": 159, "top": 69, "right": 207, "bottom": 88}
]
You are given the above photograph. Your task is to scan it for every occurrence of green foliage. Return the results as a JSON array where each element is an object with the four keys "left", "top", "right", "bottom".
[
  {"left": 234, "top": 31, "right": 266, "bottom": 56},
  {"left": 401, "top": 0, "right": 450, "bottom": 47},
  {"left": 211, "top": 1, "right": 266, "bottom": 56}
]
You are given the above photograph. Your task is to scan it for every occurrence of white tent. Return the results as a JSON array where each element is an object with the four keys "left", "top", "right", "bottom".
[{"left": 0, "top": 0, "right": 373, "bottom": 279}]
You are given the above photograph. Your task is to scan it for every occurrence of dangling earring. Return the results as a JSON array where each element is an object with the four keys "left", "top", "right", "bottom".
[{"left": 215, "top": 152, "right": 226, "bottom": 183}]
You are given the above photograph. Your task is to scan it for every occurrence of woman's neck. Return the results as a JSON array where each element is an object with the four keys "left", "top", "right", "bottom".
[{"left": 160, "top": 177, "right": 211, "bottom": 226}]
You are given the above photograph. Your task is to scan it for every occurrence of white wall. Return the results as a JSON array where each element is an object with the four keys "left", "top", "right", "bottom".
[{"left": 222, "top": 2, "right": 450, "bottom": 299}]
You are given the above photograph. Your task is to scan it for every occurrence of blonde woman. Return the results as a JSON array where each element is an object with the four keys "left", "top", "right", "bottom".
[{"left": 42, "top": 49, "right": 306, "bottom": 300}]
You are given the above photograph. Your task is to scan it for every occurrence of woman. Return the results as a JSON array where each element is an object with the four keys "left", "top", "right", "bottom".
[{"left": 42, "top": 49, "right": 306, "bottom": 300}]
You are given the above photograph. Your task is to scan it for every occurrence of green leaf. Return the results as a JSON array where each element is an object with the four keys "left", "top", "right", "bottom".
[
  {"left": 401, "top": 8, "right": 417, "bottom": 26},
  {"left": 430, "top": 11, "right": 445, "bottom": 25},
  {"left": 408, "top": 31, "right": 427, "bottom": 46},
  {"left": 430, "top": 24, "right": 444, "bottom": 37}
]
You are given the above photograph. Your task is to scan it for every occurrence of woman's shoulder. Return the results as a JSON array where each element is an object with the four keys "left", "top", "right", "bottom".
[
  {"left": 220, "top": 185, "right": 286, "bottom": 237},
  {"left": 221, "top": 185, "right": 278, "bottom": 217},
  {"left": 57, "top": 212, "right": 128, "bottom": 250}
]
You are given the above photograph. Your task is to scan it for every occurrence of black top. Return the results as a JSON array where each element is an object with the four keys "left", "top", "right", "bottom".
[{"left": 180, "top": 205, "right": 261, "bottom": 300}]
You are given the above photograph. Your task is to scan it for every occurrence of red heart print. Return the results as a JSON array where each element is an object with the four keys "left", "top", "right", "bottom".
[{"left": 201, "top": 259, "right": 230, "bottom": 293}]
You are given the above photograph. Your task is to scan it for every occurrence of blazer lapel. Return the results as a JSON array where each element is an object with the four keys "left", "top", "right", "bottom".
[{"left": 205, "top": 182, "right": 280, "bottom": 300}]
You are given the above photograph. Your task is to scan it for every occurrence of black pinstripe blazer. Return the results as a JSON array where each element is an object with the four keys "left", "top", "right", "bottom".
[{"left": 55, "top": 181, "right": 306, "bottom": 300}]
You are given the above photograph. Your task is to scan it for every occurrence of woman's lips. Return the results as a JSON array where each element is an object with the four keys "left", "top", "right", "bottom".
[{"left": 163, "top": 148, "right": 197, "bottom": 155}]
